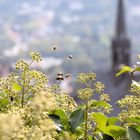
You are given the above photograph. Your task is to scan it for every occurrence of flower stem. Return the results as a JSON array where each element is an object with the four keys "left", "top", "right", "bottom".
[
  {"left": 84, "top": 100, "right": 88, "bottom": 140},
  {"left": 21, "top": 70, "right": 26, "bottom": 108}
]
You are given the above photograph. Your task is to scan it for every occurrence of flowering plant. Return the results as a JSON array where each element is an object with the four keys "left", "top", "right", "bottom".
[{"left": 0, "top": 52, "right": 140, "bottom": 140}]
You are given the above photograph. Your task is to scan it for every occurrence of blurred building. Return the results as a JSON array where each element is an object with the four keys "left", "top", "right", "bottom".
[
  {"left": 112, "top": 0, "right": 131, "bottom": 71},
  {"left": 97, "top": 0, "right": 131, "bottom": 115}
]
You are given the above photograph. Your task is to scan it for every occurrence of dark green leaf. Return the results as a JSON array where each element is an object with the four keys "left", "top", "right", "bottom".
[
  {"left": 69, "top": 108, "right": 85, "bottom": 133},
  {"left": 49, "top": 114, "right": 62, "bottom": 130},
  {"left": 52, "top": 109, "right": 68, "bottom": 121},
  {"left": 127, "top": 126, "right": 140, "bottom": 140},
  {"left": 132, "top": 126, "right": 140, "bottom": 133},
  {"left": 50, "top": 109, "right": 69, "bottom": 131},
  {"left": 102, "top": 134, "right": 114, "bottom": 140}
]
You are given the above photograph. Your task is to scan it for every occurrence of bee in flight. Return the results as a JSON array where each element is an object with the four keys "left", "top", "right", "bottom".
[
  {"left": 52, "top": 45, "right": 57, "bottom": 51},
  {"left": 68, "top": 55, "right": 72, "bottom": 59}
]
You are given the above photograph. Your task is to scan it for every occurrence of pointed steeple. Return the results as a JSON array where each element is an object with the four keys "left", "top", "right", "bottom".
[
  {"left": 116, "top": 0, "right": 126, "bottom": 37},
  {"left": 112, "top": 0, "right": 131, "bottom": 72}
]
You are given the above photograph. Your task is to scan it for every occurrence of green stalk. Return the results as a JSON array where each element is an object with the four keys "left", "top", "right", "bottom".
[
  {"left": 131, "top": 71, "right": 134, "bottom": 80},
  {"left": 84, "top": 100, "right": 88, "bottom": 140},
  {"left": 21, "top": 70, "right": 26, "bottom": 108},
  {"left": 67, "top": 101, "right": 70, "bottom": 116}
]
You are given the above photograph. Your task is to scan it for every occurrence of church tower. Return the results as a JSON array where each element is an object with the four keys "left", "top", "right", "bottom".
[{"left": 112, "top": 0, "right": 131, "bottom": 71}]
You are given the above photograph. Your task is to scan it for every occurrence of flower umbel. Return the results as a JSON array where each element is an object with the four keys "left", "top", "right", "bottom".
[
  {"left": 30, "top": 52, "right": 42, "bottom": 62},
  {"left": 94, "top": 82, "right": 105, "bottom": 94},
  {"left": 77, "top": 72, "right": 96, "bottom": 84},
  {"left": 15, "top": 60, "right": 29, "bottom": 70},
  {"left": 77, "top": 88, "right": 93, "bottom": 100}
]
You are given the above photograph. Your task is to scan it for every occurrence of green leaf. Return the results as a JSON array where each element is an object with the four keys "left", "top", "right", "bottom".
[
  {"left": 49, "top": 114, "right": 62, "bottom": 131},
  {"left": 91, "top": 101, "right": 110, "bottom": 108},
  {"left": 4, "top": 89, "right": 10, "bottom": 94},
  {"left": 103, "top": 126, "right": 126, "bottom": 138},
  {"left": 69, "top": 108, "right": 85, "bottom": 133},
  {"left": 87, "top": 136, "right": 96, "bottom": 140},
  {"left": 92, "top": 113, "right": 108, "bottom": 131},
  {"left": 12, "top": 83, "right": 22, "bottom": 91},
  {"left": 132, "top": 126, "right": 140, "bottom": 133},
  {"left": 1, "top": 98, "right": 9, "bottom": 105},
  {"left": 107, "top": 117, "right": 120, "bottom": 126},
  {"left": 0, "top": 94, "right": 9, "bottom": 110},
  {"left": 0, "top": 98, "right": 9, "bottom": 109},
  {"left": 127, "top": 126, "right": 140, "bottom": 140},
  {"left": 50, "top": 109, "right": 69, "bottom": 131},
  {"left": 49, "top": 114, "right": 61, "bottom": 124},
  {"left": 128, "top": 117, "right": 140, "bottom": 123},
  {"left": 52, "top": 109, "right": 68, "bottom": 120},
  {"left": 116, "top": 66, "right": 132, "bottom": 77},
  {"left": 102, "top": 134, "right": 114, "bottom": 140},
  {"left": 0, "top": 92, "right": 5, "bottom": 97},
  {"left": 134, "top": 67, "right": 140, "bottom": 72}
]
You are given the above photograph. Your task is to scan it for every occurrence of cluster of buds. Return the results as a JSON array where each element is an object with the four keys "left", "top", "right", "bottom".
[
  {"left": 30, "top": 52, "right": 42, "bottom": 62},
  {"left": 28, "top": 70, "right": 48, "bottom": 92},
  {"left": 118, "top": 95, "right": 134, "bottom": 108},
  {"left": 0, "top": 73, "right": 17, "bottom": 92},
  {"left": 94, "top": 81, "right": 105, "bottom": 94},
  {"left": 77, "top": 72, "right": 96, "bottom": 84},
  {"left": 55, "top": 92, "right": 77, "bottom": 114},
  {"left": 99, "top": 93, "right": 110, "bottom": 102},
  {"left": 29, "top": 70, "right": 48, "bottom": 83},
  {"left": 77, "top": 88, "right": 93, "bottom": 100},
  {"left": 15, "top": 60, "right": 29, "bottom": 70},
  {"left": 118, "top": 95, "right": 140, "bottom": 112}
]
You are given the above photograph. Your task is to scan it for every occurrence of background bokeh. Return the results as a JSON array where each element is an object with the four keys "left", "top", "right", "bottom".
[{"left": 0, "top": 0, "right": 140, "bottom": 94}]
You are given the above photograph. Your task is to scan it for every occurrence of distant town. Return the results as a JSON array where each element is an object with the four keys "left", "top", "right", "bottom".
[{"left": 0, "top": 0, "right": 140, "bottom": 79}]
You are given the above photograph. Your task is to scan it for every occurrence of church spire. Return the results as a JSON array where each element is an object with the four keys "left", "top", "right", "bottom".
[
  {"left": 112, "top": 0, "right": 131, "bottom": 71},
  {"left": 116, "top": 0, "right": 126, "bottom": 37}
]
